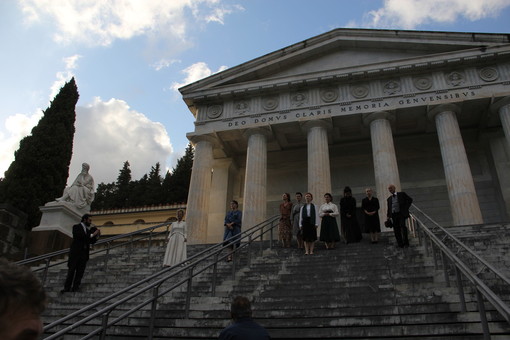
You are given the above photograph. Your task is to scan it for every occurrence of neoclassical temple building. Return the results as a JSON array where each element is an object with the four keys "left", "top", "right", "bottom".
[{"left": 179, "top": 28, "right": 510, "bottom": 244}]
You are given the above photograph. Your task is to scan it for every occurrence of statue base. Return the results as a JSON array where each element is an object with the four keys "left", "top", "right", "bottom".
[{"left": 29, "top": 202, "right": 88, "bottom": 255}]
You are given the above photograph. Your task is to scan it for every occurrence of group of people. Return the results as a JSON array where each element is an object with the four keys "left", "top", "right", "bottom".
[
  {"left": 223, "top": 184, "right": 413, "bottom": 256},
  {"left": 158, "top": 183, "right": 412, "bottom": 267},
  {"left": 278, "top": 187, "right": 367, "bottom": 255}
]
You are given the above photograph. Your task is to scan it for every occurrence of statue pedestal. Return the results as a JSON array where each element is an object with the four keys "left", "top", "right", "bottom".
[
  {"left": 34, "top": 202, "right": 85, "bottom": 236},
  {"left": 29, "top": 202, "right": 87, "bottom": 255}
]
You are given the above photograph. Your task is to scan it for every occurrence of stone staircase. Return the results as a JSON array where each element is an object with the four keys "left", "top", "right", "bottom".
[
  {"left": 442, "top": 223, "right": 510, "bottom": 279},
  {"left": 39, "top": 230, "right": 510, "bottom": 339}
]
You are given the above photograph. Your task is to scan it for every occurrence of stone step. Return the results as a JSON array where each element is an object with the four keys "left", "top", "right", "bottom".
[
  {"left": 51, "top": 319, "right": 506, "bottom": 339},
  {"left": 39, "top": 230, "right": 510, "bottom": 339}
]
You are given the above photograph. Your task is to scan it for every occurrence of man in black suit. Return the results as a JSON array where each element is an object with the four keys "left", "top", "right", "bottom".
[
  {"left": 386, "top": 184, "right": 413, "bottom": 248},
  {"left": 61, "top": 214, "right": 100, "bottom": 293}
]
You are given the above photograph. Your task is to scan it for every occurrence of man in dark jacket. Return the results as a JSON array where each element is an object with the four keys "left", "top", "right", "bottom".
[
  {"left": 61, "top": 214, "right": 100, "bottom": 293},
  {"left": 386, "top": 184, "right": 413, "bottom": 248},
  {"left": 219, "top": 296, "right": 270, "bottom": 340}
]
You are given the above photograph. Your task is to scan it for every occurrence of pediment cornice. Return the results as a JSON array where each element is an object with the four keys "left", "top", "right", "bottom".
[{"left": 183, "top": 44, "right": 510, "bottom": 106}]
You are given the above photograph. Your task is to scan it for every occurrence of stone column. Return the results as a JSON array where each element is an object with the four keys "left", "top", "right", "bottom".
[
  {"left": 493, "top": 97, "right": 510, "bottom": 151},
  {"left": 186, "top": 135, "right": 215, "bottom": 244},
  {"left": 428, "top": 104, "right": 483, "bottom": 225},
  {"left": 302, "top": 120, "right": 332, "bottom": 201},
  {"left": 363, "top": 111, "right": 401, "bottom": 228},
  {"left": 242, "top": 128, "right": 271, "bottom": 231},
  {"left": 490, "top": 97, "right": 510, "bottom": 217},
  {"left": 208, "top": 158, "right": 236, "bottom": 242}
]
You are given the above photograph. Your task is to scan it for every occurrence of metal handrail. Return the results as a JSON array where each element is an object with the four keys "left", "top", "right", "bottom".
[
  {"left": 409, "top": 205, "right": 510, "bottom": 339},
  {"left": 17, "top": 222, "right": 173, "bottom": 284},
  {"left": 411, "top": 205, "right": 510, "bottom": 287},
  {"left": 43, "top": 215, "right": 280, "bottom": 340}
]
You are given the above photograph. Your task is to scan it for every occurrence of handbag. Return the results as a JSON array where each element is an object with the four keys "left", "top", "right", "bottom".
[{"left": 384, "top": 219, "right": 393, "bottom": 229}]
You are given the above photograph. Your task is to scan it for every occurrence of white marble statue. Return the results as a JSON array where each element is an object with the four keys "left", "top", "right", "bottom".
[{"left": 56, "top": 163, "right": 95, "bottom": 210}]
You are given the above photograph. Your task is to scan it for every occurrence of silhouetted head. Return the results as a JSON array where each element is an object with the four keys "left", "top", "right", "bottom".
[{"left": 230, "top": 296, "right": 252, "bottom": 321}]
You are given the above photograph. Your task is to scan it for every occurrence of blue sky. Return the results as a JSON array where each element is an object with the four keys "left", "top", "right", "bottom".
[{"left": 1, "top": 0, "right": 510, "bottom": 187}]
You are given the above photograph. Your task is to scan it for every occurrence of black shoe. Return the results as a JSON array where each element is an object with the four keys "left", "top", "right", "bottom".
[
  {"left": 60, "top": 289, "right": 70, "bottom": 294},
  {"left": 71, "top": 287, "right": 81, "bottom": 292}
]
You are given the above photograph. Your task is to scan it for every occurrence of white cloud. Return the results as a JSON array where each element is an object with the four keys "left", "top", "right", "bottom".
[
  {"left": 171, "top": 62, "right": 228, "bottom": 91},
  {"left": 68, "top": 97, "right": 174, "bottom": 186},
  {"left": 151, "top": 58, "right": 181, "bottom": 71},
  {"left": 19, "top": 0, "right": 242, "bottom": 47},
  {"left": 50, "top": 54, "right": 81, "bottom": 99},
  {"left": 0, "top": 110, "right": 43, "bottom": 178},
  {"left": 359, "top": 0, "right": 510, "bottom": 29},
  {"left": 0, "top": 96, "right": 175, "bottom": 187},
  {"left": 203, "top": 4, "right": 244, "bottom": 24}
]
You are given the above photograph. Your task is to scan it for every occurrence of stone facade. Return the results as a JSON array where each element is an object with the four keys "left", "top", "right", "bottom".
[
  {"left": 179, "top": 28, "right": 510, "bottom": 244},
  {"left": 89, "top": 204, "right": 186, "bottom": 236},
  {"left": 0, "top": 203, "right": 28, "bottom": 258}
]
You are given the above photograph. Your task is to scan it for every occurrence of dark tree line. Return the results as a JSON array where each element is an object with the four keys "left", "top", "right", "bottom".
[
  {"left": 0, "top": 78, "right": 79, "bottom": 230},
  {"left": 91, "top": 143, "right": 194, "bottom": 210}
]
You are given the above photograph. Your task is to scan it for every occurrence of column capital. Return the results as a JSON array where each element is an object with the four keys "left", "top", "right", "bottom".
[
  {"left": 490, "top": 96, "right": 510, "bottom": 113},
  {"left": 362, "top": 111, "right": 395, "bottom": 126},
  {"left": 242, "top": 126, "right": 272, "bottom": 140},
  {"left": 187, "top": 133, "right": 218, "bottom": 146},
  {"left": 300, "top": 118, "right": 332, "bottom": 133},
  {"left": 428, "top": 103, "right": 461, "bottom": 121}
]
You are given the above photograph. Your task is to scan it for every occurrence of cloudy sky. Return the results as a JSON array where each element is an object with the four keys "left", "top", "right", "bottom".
[{"left": 1, "top": 0, "right": 510, "bottom": 187}]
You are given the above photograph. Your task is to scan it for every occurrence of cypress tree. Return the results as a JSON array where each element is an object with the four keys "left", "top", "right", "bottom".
[
  {"left": 169, "top": 143, "right": 194, "bottom": 203},
  {"left": 115, "top": 161, "right": 132, "bottom": 208},
  {"left": 161, "top": 170, "right": 173, "bottom": 204},
  {"left": 128, "top": 174, "right": 148, "bottom": 207},
  {"left": 0, "top": 78, "right": 79, "bottom": 229},
  {"left": 92, "top": 182, "right": 116, "bottom": 210},
  {"left": 145, "top": 162, "right": 163, "bottom": 205}
]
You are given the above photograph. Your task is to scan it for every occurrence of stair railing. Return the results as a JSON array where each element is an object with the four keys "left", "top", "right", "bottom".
[
  {"left": 17, "top": 222, "right": 174, "bottom": 283},
  {"left": 409, "top": 205, "right": 510, "bottom": 339},
  {"left": 42, "top": 215, "right": 279, "bottom": 340}
]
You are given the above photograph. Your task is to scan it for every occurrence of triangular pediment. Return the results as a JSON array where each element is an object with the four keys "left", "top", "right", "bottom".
[
  {"left": 263, "top": 46, "right": 453, "bottom": 79},
  {"left": 180, "top": 28, "right": 509, "bottom": 98}
]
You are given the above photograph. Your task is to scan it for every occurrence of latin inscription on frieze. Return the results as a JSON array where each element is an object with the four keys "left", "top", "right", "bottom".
[{"left": 223, "top": 89, "right": 477, "bottom": 129}]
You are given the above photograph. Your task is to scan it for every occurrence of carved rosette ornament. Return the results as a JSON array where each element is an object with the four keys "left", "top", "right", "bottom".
[
  {"left": 350, "top": 84, "right": 369, "bottom": 99},
  {"left": 383, "top": 80, "right": 401, "bottom": 95},
  {"left": 262, "top": 95, "right": 279, "bottom": 111},
  {"left": 445, "top": 71, "right": 465, "bottom": 87},
  {"left": 206, "top": 104, "right": 223, "bottom": 119},
  {"left": 291, "top": 91, "right": 308, "bottom": 107},
  {"left": 319, "top": 87, "right": 339, "bottom": 103},
  {"left": 479, "top": 67, "right": 499, "bottom": 82},
  {"left": 413, "top": 76, "right": 432, "bottom": 90}
]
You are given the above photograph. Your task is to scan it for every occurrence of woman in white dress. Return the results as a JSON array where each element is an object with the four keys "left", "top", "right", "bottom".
[
  {"left": 319, "top": 193, "right": 341, "bottom": 249},
  {"left": 163, "top": 209, "right": 187, "bottom": 267}
]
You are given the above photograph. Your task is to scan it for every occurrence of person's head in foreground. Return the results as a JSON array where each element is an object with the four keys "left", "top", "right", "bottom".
[
  {"left": 230, "top": 295, "right": 253, "bottom": 321},
  {"left": 0, "top": 258, "right": 47, "bottom": 340}
]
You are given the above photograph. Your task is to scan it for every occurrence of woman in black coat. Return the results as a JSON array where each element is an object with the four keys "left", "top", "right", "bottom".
[
  {"left": 362, "top": 187, "right": 381, "bottom": 244},
  {"left": 340, "top": 186, "right": 362, "bottom": 244}
]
